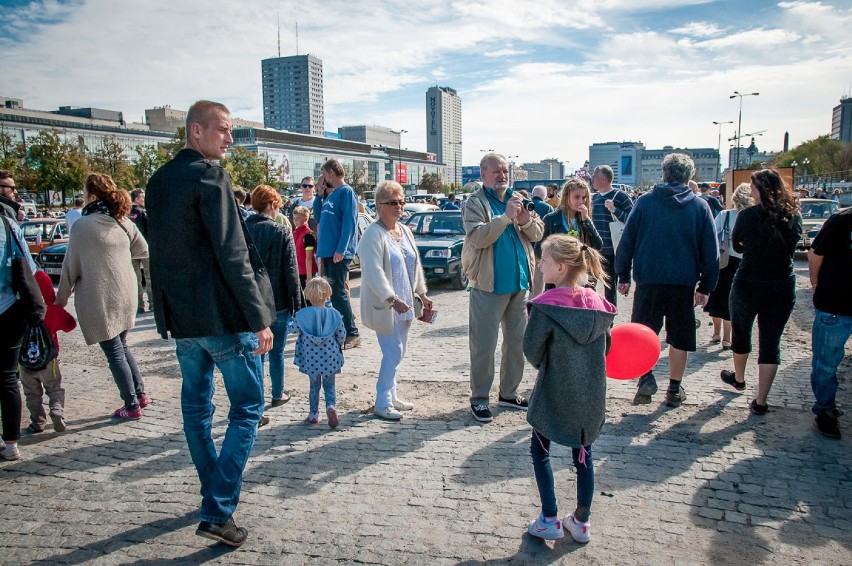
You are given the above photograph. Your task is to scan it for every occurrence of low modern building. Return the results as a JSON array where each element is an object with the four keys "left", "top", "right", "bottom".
[
  {"left": 145, "top": 106, "right": 263, "bottom": 134},
  {"left": 231, "top": 127, "right": 443, "bottom": 188},
  {"left": 338, "top": 125, "right": 401, "bottom": 149},
  {"left": 641, "top": 146, "right": 719, "bottom": 185},
  {"left": 520, "top": 158, "right": 565, "bottom": 181}
]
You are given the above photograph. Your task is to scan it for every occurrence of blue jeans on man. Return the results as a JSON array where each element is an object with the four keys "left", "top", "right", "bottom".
[
  {"left": 322, "top": 257, "right": 359, "bottom": 337},
  {"left": 175, "top": 332, "right": 264, "bottom": 523},
  {"left": 811, "top": 309, "right": 852, "bottom": 414},
  {"left": 263, "top": 310, "right": 290, "bottom": 401}
]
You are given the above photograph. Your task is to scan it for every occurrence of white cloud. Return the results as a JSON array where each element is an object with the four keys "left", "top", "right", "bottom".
[{"left": 671, "top": 21, "right": 725, "bottom": 37}]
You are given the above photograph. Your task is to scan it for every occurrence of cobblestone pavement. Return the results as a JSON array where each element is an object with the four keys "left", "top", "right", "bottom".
[{"left": 1, "top": 259, "right": 850, "bottom": 565}]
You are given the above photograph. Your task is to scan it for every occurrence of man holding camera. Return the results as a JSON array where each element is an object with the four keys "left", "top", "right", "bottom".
[{"left": 461, "top": 153, "right": 544, "bottom": 423}]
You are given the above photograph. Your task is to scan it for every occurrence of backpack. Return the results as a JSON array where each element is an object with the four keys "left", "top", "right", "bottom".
[
  {"left": 717, "top": 210, "right": 732, "bottom": 269},
  {"left": 19, "top": 321, "right": 58, "bottom": 371}
]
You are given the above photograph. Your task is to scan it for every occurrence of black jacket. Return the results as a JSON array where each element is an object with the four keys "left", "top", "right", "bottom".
[
  {"left": 128, "top": 205, "right": 148, "bottom": 239},
  {"left": 145, "top": 148, "right": 276, "bottom": 339},
  {"left": 245, "top": 214, "right": 305, "bottom": 314},
  {"left": 541, "top": 210, "right": 603, "bottom": 250}
]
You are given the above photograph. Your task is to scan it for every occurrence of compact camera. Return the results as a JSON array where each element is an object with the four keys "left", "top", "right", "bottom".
[{"left": 521, "top": 199, "right": 537, "bottom": 212}]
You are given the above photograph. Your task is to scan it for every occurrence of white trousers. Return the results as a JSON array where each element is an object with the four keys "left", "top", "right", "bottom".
[{"left": 375, "top": 319, "right": 412, "bottom": 410}]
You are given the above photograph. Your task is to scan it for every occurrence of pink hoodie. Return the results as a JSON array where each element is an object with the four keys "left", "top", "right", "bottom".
[{"left": 529, "top": 286, "right": 616, "bottom": 314}]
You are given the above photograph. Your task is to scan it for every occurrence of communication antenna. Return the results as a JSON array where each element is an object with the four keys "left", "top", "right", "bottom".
[
  {"left": 296, "top": 21, "right": 299, "bottom": 55},
  {"left": 277, "top": 13, "right": 280, "bottom": 57}
]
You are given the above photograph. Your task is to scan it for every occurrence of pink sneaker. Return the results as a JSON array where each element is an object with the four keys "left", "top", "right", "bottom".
[
  {"left": 113, "top": 406, "right": 142, "bottom": 420},
  {"left": 304, "top": 413, "right": 319, "bottom": 424},
  {"left": 138, "top": 394, "right": 151, "bottom": 408},
  {"left": 327, "top": 407, "right": 339, "bottom": 429}
]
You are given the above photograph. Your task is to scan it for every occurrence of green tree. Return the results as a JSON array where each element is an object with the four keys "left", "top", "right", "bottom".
[
  {"left": 91, "top": 136, "right": 138, "bottom": 190},
  {"left": 221, "top": 146, "right": 268, "bottom": 189},
  {"left": 417, "top": 173, "right": 442, "bottom": 194},
  {"left": 160, "top": 127, "right": 186, "bottom": 161},
  {"left": 770, "top": 135, "right": 848, "bottom": 177},
  {"left": 25, "top": 129, "right": 89, "bottom": 207},
  {"left": 343, "top": 163, "right": 370, "bottom": 196},
  {"left": 133, "top": 144, "right": 170, "bottom": 188},
  {"left": 0, "top": 129, "right": 25, "bottom": 174}
]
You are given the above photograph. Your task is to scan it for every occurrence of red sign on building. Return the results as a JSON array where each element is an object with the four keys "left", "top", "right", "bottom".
[{"left": 396, "top": 163, "right": 408, "bottom": 183}]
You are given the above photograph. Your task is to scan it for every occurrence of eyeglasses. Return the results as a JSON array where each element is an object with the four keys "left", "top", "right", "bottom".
[
  {"left": 0, "top": 184, "right": 15, "bottom": 189},
  {"left": 301, "top": 184, "right": 314, "bottom": 188},
  {"left": 380, "top": 200, "right": 405, "bottom": 206}
]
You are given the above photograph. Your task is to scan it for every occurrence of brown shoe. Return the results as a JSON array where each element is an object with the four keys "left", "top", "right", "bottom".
[{"left": 344, "top": 335, "right": 362, "bottom": 349}]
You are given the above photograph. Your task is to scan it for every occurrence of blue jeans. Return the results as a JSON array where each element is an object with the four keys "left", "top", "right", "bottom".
[
  {"left": 175, "top": 332, "right": 264, "bottom": 524},
  {"left": 322, "top": 257, "right": 358, "bottom": 337},
  {"left": 811, "top": 309, "right": 852, "bottom": 415},
  {"left": 308, "top": 374, "right": 336, "bottom": 415},
  {"left": 530, "top": 429, "right": 594, "bottom": 522},
  {"left": 262, "top": 310, "right": 290, "bottom": 401}
]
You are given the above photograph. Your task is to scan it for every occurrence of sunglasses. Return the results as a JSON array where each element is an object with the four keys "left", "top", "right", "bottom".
[
  {"left": 380, "top": 200, "right": 405, "bottom": 206},
  {"left": 301, "top": 183, "right": 314, "bottom": 188}
]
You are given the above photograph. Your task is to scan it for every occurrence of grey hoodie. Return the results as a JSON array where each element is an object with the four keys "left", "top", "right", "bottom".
[{"left": 524, "top": 299, "right": 615, "bottom": 447}]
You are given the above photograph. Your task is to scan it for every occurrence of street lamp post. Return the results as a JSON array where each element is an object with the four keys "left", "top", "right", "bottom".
[
  {"left": 391, "top": 129, "right": 407, "bottom": 183},
  {"left": 713, "top": 120, "right": 733, "bottom": 182},
  {"left": 729, "top": 91, "right": 759, "bottom": 169},
  {"left": 507, "top": 155, "right": 519, "bottom": 188},
  {"left": 802, "top": 158, "right": 810, "bottom": 188},
  {"left": 791, "top": 160, "right": 798, "bottom": 190}
]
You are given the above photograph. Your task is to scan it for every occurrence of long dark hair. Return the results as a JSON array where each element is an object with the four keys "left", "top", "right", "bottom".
[{"left": 750, "top": 169, "right": 796, "bottom": 233}]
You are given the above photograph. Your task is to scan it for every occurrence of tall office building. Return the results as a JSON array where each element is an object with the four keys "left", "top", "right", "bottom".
[
  {"left": 831, "top": 96, "right": 852, "bottom": 146},
  {"left": 261, "top": 54, "right": 324, "bottom": 135},
  {"left": 426, "top": 86, "right": 462, "bottom": 186}
]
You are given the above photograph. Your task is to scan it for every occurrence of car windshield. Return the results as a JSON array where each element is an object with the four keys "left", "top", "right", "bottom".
[
  {"left": 407, "top": 212, "right": 464, "bottom": 235},
  {"left": 801, "top": 201, "right": 837, "bottom": 219},
  {"left": 21, "top": 223, "right": 52, "bottom": 239}
]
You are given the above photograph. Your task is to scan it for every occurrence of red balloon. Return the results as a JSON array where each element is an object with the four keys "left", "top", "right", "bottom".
[{"left": 606, "top": 323, "right": 661, "bottom": 380}]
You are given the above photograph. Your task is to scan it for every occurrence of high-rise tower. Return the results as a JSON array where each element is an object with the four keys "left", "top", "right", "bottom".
[
  {"left": 262, "top": 54, "right": 324, "bottom": 135},
  {"left": 426, "top": 86, "right": 462, "bottom": 186}
]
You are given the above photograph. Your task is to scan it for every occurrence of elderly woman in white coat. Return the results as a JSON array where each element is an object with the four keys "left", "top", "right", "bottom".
[{"left": 357, "top": 180, "right": 433, "bottom": 420}]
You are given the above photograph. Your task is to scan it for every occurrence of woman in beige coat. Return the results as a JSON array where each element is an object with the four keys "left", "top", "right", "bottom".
[
  {"left": 357, "top": 181, "right": 432, "bottom": 420},
  {"left": 56, "top": 173, "right": 149, "bottom": 420}
]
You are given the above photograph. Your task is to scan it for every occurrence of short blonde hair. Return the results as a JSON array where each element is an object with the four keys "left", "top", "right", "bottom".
[
  {"left": 293, "top": 205, "right": 310, "bottom": 218},
  {"left": 375, "top": 180, "right": 404, "bottom": 203},
  {"left": 304, "top": 277, "right": 332, "bottom": 305}
]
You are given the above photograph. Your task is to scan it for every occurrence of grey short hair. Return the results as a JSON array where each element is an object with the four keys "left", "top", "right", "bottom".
[
  {"left": 480, "top": 152, "right": 507, "bottom": 172},
  {"left": 532, "top": 185, "right": 547, "bottom": 199},
  {"left": 593, "top": 165, "right": 613, "bottom": 183},
  {"left": 661, "top": 153, "right": 695, "bottom": 184},
  {"left": 375, "top": 180, "right": 404, "bottom": 202}
]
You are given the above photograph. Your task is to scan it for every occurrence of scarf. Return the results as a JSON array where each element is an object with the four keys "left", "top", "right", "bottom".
[{"left": 81, "top": 200, "right": 112, "bottom": 217}]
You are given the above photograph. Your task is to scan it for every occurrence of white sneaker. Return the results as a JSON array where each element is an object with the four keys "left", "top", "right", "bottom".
[
  {"left": 392, "top": 399, "right": 414, "bottom": 411},
  {"left": 374, "top": 406, "right": 403, "bottom": 420},
  {"left": 527, "top": 513, "right": 563, "bottom": 540},
  {"left": 564, "top": 513, "right": 590, "bottom": 543},
  {"left": 1, "top": 443, "right": 20, "bottom": 461}
]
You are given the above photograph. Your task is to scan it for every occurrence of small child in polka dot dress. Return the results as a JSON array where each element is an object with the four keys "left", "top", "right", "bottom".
[{"left": 288, "top": 277, "right": 346, "bottom": 428}]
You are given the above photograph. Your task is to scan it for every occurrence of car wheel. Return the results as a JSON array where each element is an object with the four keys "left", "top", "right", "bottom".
[{"left": 452, "top": 267, "right": 469, "bottom": 290}]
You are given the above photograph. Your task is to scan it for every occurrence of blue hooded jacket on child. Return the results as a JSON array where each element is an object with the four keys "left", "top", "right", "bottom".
[{"left": 289, "top": 306, "right": 346, "bottom": 377}]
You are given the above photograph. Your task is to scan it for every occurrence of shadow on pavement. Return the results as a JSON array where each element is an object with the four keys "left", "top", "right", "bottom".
[{"left": 456, "top": 531, "right": 586, "bottom": 565}]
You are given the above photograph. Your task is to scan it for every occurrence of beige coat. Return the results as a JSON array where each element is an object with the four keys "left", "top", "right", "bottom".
[
  {"left": 356, "top": 222, "right": 426, "bottom": 335},
  {"left": 56, "top": 213, "right": 148, "bottom": 345},
  {"left": 461, "top": 188, "right": 544, "bottom": 293}
]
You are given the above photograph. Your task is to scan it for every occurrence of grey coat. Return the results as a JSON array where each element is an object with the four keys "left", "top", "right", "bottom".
[{"left": 524, "top": 302, "right": 614, "bottom": 447}]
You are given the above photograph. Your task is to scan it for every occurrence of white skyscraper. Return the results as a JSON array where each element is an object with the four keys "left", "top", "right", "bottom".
[
  {"left": 426, "top": 86, "right": 462, "bottom": 186},
  {"left": 262, "top": 54, "right": 324, "bottom": 135}
]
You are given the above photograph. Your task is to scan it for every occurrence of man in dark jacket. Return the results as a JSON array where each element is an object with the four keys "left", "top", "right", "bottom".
[
  {"left": 615, "top": 153, "right": 719, "bottom": 408},
  {"left": 128, "top": 189, "right": 153, "bottom": 313},
  {"left": 146, "top": 100, "right": 275, "bottom": 548}
]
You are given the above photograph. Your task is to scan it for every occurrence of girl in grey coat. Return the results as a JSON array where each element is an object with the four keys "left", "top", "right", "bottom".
[{"left": 523, "top": 235, "right": 615, "bottom": 544}]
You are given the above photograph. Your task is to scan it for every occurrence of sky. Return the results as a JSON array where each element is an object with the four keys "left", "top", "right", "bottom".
[{"left": 2, "top": 0, "right": 851, "bottom": 171}]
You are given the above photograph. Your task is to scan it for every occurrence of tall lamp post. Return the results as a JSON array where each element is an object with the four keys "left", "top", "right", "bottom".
[
  {"left": 448, "top": 141, "right": 462, "bottom": 188},
  {"left": 802, "top": 158, "right": 810, "bottom": 188},
  {"left": 729, "top": 91, "right": 759, "bottom": 169},
  {"left": 791, "top": 160, "right": 798, "bottom": 191},
  {"left": 391, "top": 129, "right": 407, "bottom": 182},
  {"left": 712, "top": 120, "right": 733, "bottom": 182}
]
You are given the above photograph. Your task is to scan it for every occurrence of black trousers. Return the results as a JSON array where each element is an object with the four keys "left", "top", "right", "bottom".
[{"left": 0, "top": 302, "right": 26, "bottom": 442}]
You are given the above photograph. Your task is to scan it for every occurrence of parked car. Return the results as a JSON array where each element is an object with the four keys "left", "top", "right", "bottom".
[
  {"left": 22, "top": 219, "right": 68, "bottom": 258},
  {"left": 350, "top": 211, "right": 375, "bottom": 271},
  {"left": 797, "top": 198, "right": 839, "bottom": 250},
  {"left": 405, "top": 210, "right": 468, "bottom": 289},
  {"left": 402, "top": 203, "right": 440, "bottom": 221},
  {"left": 37, "top": 242, "right": 67, "bottom": 282}
]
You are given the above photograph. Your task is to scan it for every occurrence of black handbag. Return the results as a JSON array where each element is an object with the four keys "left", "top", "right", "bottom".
[
  {"left": 3, "top": 216, "right": 47, "bottom": 324},
  {"left": 19, "top": 321, "right": 58, "bottom": 371}
]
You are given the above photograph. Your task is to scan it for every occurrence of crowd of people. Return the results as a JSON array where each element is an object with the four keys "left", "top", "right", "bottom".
[{"left": 0, "top": 102, "right": 849, "bottom": 549}]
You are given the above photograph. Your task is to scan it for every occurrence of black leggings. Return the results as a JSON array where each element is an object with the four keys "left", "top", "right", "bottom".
[
  {"left": 0, "top": 302, "right": 26, "bottom": 442},
  {"left": 729, "top": 278, "right": 795, "bottom": 365}
]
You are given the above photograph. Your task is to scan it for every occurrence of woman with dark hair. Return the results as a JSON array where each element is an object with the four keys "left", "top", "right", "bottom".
[
  {"left": 56, "top": 173, "right": 149, "bottom": 420},
  {"left": 245, "top": 185, "right": 304, "bottom": 408},
  {"left": 705, "top": 183, "right": 753, "bottom": 350},
  {"left": 719, "top": 169, "right": 802, "bottom": 415},
  {"left": 540, "top": 178, "right": 603, "bottom": 291}
]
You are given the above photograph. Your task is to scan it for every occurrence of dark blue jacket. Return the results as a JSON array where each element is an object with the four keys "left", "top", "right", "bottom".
[{"left": 615, "top": 183, "right": 719, "bottom": 294}]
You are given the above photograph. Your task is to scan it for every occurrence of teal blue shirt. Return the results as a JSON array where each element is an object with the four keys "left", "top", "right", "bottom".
[{"left": 483, "top": 188, "right": 529, "bottom": 294}]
